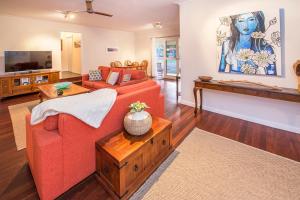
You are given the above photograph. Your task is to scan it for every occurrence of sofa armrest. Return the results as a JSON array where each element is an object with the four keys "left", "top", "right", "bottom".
[
  {"left": 82, "top": 74, "right": 89, "bottom": 82},
  {"left": 32, "top": 128, "right": 64, "bottom": 200},
  {"left": 57, "top": 114, "right": 96, "bottom": 189}
]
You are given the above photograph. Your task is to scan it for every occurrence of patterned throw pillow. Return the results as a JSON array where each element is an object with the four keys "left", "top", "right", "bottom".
[
  {"left": 89, "top": 70, "right": 102, "bottom": 81},
  {"left": 106, "top": 72, "right": 119, "bottom": 85},
  {"left": 122, "top": 74, "right": 131, "bottom": 82}
]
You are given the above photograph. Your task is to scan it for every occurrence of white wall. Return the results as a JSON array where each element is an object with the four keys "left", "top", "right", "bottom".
[
  {"left": 0, "top": 15, "right": 135, "bottom": 74},
  {"left": 135, "top": 27, "right": 179, "bottom": 75},
  {"left": 179, "top": 0, "right": 300, "bottom": 133}
]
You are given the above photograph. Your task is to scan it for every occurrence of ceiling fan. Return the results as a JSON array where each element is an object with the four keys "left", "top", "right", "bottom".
[{"left": 57, "top": 0, "right": 113, "bottom": 19}]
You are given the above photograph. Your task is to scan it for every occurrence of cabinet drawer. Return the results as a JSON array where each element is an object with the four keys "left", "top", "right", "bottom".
[
  {"left": 1, "top": 79, "right": 12, "bottom": 96},
  {"left": 12, "top": 85, "right": 32, "bottom": 94}
]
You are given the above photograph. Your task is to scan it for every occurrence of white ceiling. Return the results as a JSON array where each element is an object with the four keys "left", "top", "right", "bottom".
[{"left": 0, "top": 0, "right": 180, "bottom": 32}]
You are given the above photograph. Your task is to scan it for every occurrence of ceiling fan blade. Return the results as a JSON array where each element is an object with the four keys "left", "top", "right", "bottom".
[
  {"left": 72, "top": 10, "right": 86, "bottom": 13},
  {"left": 93, "top": 11, "right": 113, "bottom": 17}
]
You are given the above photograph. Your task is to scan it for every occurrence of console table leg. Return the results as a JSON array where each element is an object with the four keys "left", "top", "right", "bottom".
[
  {"left": 176, "top": 76, "right": 179, "bottom": 103},
  {"left": 200, "top": 88, "right": 203, "bottom": 112},
  {"left": 193, "top": 87, "right": 198, "bottom": 115}
]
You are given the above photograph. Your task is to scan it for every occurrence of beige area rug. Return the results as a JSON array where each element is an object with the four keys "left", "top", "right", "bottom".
[
  {"left": 131, "top": 128, "right": 300, "bottom": 200},
  {"left": 8, "top": 100, "right": 39, "bottom": 150}
]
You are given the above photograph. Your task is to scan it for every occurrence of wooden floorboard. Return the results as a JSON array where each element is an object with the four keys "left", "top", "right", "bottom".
[{"left": 0, "top": 79, "right": 299, "bottom": 200}]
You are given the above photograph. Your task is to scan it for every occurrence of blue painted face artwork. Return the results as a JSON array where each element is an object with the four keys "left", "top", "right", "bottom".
[
  {"left": 217, "top": 11, "right": 279, "bottom": 76},
  {"left": 235, "top": 13, "right": 258, "bottom": 35}
]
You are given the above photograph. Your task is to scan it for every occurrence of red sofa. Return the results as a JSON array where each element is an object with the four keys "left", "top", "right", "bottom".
[
  {"left": 26, "top": 80, "right": 164, "bottom": 200},
  {"left": 82, "top": 66, "right": 147, "bottom": 90}
]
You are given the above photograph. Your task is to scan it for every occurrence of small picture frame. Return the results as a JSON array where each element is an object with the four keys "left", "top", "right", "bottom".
[{"left": 106, "top": 47, "right": 119, "bottom": 53}]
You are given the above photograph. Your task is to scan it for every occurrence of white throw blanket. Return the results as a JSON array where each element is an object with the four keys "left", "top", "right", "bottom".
[{"left": 31, "top": 88, "right": 117, "bottom": 128}]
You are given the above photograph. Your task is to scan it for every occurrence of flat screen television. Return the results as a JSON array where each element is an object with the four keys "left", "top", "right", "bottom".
[{"left": 5, "top": 51, "right": 52, "bottom": 72}]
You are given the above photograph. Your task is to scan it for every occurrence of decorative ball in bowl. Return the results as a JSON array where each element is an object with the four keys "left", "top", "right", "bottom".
[
  {"left": 54, "top": 82, "right": 72, "bottom": 90},
  {"left": 199, "top": 76, "right": 213, "bottom": 82},
  {"left": 124, "top": 101, "right": 152, "bottom": 136}
]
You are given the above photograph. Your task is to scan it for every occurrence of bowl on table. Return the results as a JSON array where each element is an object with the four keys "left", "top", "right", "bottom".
[
  {"left": 199, "top": 76, "right": 213, "bottom": 82},
  {"left": 54, "top": 82, "right": 72, "bottom": 90}
]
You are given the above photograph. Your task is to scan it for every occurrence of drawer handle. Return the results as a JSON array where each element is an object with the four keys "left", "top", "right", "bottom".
[
  {"left": 134, "top": 164, "right": 139, "bottom": 172},
  {"left": 162, "top": 139, "right": 167, "bottom": 145},
  {"left": 150, "top": 138, "right": 154, "bottom": 145}
]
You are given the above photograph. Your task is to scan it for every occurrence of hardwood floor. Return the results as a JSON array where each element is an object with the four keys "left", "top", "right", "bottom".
[{"left": 0, "top": 80, "right": 299, "bottom": 200}]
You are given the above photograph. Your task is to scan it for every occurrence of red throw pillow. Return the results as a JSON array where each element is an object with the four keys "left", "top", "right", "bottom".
[
  {"left": 125, "top": 70, "right": 145, "bottom": 80},
  {"left": 98, "top": 66, "right": 110, "bottom": 81}
]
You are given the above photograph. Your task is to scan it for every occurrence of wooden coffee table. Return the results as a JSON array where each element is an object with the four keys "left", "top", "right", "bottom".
[{"left": 38, "top": 83, "right": 90, "bottom": 102}]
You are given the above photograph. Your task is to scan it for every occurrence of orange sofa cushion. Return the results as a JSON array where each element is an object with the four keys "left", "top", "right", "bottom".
[
  {"left": 98, "top": 66, "right": 111, "bottom": 81},
  {"left": 126, "top": 69, "right": 146, "bottom": 80}
]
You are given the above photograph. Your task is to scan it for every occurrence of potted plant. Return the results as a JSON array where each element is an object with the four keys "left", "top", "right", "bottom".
[{"left": 124, "top": 101, "right": 152, "bottom": 136}]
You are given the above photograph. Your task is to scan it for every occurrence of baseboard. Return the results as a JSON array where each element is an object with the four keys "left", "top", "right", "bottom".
[{"left": 180, "top": 100, "right": 300, "bottom": 134}]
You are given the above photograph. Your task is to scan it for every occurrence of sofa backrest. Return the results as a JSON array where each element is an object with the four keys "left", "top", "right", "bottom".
[
  {"left": 116, "top": 79, "right": 157, "bottom": 95},
  {"left": 97, "top": 66, "right": 146, "bottom": 83}
]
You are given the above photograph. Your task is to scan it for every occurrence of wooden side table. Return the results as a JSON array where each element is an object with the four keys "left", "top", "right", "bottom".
[{"left": 96, "top": 117, "right": 172, "bottom": 200}]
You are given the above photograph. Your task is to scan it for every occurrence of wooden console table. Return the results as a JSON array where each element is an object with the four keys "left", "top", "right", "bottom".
[{"left": 194, "top": 79, "right": 300, "bottom": 115}]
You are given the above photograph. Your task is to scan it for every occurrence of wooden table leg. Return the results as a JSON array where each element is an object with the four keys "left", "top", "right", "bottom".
[
  {"left": 38, "top": 92, "right": 43, "bottom": 103},
  {"left": 194, "top": 87, "right": 198, "bottom": 115},
  {"left": 199, "top": 88, "right": 203, "bottom": 112},
  {"left": 176, "top": 76, "right": 179, "bottom": 103}
]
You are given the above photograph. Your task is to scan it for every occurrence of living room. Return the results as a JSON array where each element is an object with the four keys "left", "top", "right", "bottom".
[{"left": 0, "top": 0, "right": 300, "bottom": 200}]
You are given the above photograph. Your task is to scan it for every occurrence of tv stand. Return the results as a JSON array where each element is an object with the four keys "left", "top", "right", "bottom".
[{"left": 0, "top": 70, "right": 59, "bottom": 99}]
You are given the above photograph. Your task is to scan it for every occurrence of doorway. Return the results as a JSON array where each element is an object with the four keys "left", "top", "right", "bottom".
[
  {"left": 152, "top": 37, "right": 179, "bottom": 79},
  {"left": 60, "top": 32, "right": 82, "bottom": 74}
]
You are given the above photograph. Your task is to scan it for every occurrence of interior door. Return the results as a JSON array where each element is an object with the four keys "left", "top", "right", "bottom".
[{"left": 61, "top": 35, "right": 73, "bottom": 72}]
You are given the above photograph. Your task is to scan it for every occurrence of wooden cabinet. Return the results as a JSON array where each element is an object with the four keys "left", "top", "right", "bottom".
[
  {"left": 96, "top": 117, "right": 172, "bottom": 200},
  {"left": 0, "top": 78, "right": 12, "bottom": 97},
  {"left": 0, "top": 70, "right": 59, "bottom": 99}
]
